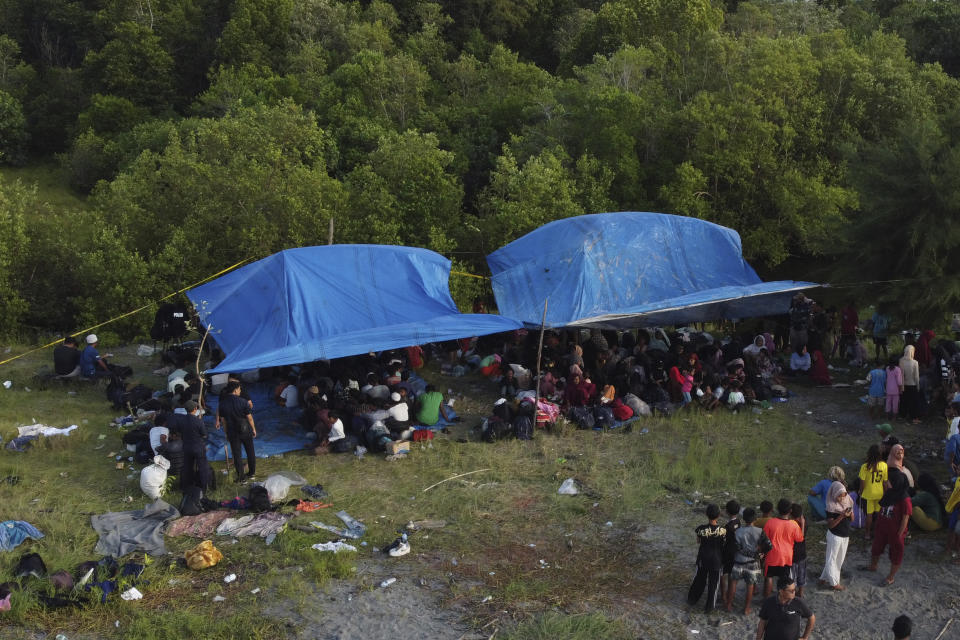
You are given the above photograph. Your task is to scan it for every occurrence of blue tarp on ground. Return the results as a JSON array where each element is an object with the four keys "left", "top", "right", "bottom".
[
  {"left": 203, "top": 384, "right": 310, "bottom": 461},
  {"left": 187, "top": 245, "right": 522, "bottom": 373},
  {"left": 486, "top": 212, "right": 817, "bottom": 329}
]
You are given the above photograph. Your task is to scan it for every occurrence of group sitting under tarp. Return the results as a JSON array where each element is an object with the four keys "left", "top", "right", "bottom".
[{"left": 487, "top": 212, "right": 817, "bottom": 329}]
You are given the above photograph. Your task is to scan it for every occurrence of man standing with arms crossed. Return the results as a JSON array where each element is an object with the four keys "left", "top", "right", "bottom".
[{"left": 216, "top": 381, "right": 257, "bottom": 483}]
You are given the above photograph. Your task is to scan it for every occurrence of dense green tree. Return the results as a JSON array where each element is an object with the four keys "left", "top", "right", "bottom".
[
  {"left": 0, "top": 178, "right": 28, "bottom": 332},
  {"left": 82, "top": 21, "right": 176, "bottom": 112},
  {"left": 0, "top": 89, "right": 27, "bottom": 164}
]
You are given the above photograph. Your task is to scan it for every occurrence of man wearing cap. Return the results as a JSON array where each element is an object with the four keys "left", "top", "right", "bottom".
[
  {"left": 756, "top": 575, "right": 815, "bottom": 640},
  {"left": 169, "top": 400, "right": 212, "bottom": 491},
  {"left": 79, "top": 334, "right": 111, "bottom": 378}
]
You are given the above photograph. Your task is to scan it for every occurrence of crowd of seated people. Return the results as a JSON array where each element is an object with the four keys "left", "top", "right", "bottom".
[{"left": 464, "top": 326, "right": 804, "bottom": 430}]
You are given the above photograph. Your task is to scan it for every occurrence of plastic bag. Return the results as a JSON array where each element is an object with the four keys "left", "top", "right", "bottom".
[
  {"left": 558, "top": 478, "right": 579, "bottom": 495},
  {"left": 263, "top": 471, "right": 307, "bottom": 502},
  {"left": 139, "top": 455, "right": 170, "bottom": 500},
  {"left": 185, "top": 540, "right": 223, "bottom": 570}
]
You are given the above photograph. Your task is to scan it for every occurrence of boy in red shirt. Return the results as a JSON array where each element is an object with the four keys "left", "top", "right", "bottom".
[{"left": 762, "top": 498, "right": 803, "bottom": 597}]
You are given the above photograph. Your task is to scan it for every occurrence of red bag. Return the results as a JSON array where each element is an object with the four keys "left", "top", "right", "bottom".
[{"left": 412, "top": 429, "right": 434, "bottom": 441}]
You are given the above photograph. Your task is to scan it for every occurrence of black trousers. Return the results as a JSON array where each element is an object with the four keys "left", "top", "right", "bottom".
[
  {"left": 181, "top": 447, "right": 211, "bottom": 492},
  {"left": 687, "top": 564, "right": 721, "bottom": 612},
  {"left": 227, "top": 430, "right": 256, "bottom": 478}
]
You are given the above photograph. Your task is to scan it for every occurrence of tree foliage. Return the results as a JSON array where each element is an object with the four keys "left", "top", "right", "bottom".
[{"left": 0, "top": 0, "right": 959, "bottom": 336}]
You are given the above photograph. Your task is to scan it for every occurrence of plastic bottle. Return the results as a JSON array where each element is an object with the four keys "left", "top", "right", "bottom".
[{"left": 379, "top": 577, "right": 396, "bottom": 588}]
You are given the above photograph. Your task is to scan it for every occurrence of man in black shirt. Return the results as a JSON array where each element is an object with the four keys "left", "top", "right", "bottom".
[
  {"left": 168, "top": 401, "right": 211, "bottom": 491},
  {"left": 53, "top": 337, "right": 81, "bottom": 377},
  {"left": 756, "top": 576, "right": 815, "bottom": 640},
  {"left": 216, "top": 381, "right": 257, "bottom": 483}
]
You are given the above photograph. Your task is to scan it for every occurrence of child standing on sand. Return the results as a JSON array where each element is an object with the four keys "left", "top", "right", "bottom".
[
  {"left": 859, "top": 444, "right": 888, "bottom": 540},
  {"left": 687, "top": 504, "right": 726, "bottom": 613},
  {"left": 885, "top": 357, "right": 903, "bottom": 420}
]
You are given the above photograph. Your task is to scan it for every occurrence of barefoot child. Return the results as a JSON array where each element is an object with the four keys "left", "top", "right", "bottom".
[
  {"left": 885, "top": 357, "right": 903, "bottom": 420},
  {"left": 790, "top": 503, "right": 808, "bottom": 597},
  {"left": 866, "top": 363, "right": 887, "bottom": 420},
  {"left": 720, "top": 500, "right": 741, "bottom": 610},
  {"left": 687, "top": 504, "right": 726, "bottom": 613},
  {"left": 859, "top": 444, "right": 888, "bottom": 540},
  {"left": 726, "top": 507, "right": 770, "bottom": 615}
]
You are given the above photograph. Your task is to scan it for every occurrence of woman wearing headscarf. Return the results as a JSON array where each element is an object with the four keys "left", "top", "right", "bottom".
[
  {"left": 886, "top": 442, "right": 914, "bottom": 487},
  {"left": 818, "top": 468, "right": 854, "bottom": 590},
  {"left": 899, "top": 345, "right": 922, "bottom": 422},
  {"left": 809, "top": 350, "right": 832, "bottom": 386},
  {"left": 563, "top": 373, "right": 594, "bottom": 408}
]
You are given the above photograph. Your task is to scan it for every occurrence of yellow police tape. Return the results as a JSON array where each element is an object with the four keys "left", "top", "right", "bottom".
[
  {"left": 0, "top": 257, "right": 252, "bottom": 367},
  {"left": 450, "top": 270, "right": 487, "bottom": 280}
]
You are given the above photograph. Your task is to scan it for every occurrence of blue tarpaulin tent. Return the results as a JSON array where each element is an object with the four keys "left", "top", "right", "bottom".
[
  {"left": 187, "top": 245, "right": 521, "bottom": 373},
  {"left": 486, "top": 212, "right": 817, "bottom": 329}
]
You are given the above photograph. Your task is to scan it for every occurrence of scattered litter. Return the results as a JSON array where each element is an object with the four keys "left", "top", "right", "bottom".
[
  {"left": 805, "top": 411, "right": 813, "bottom": 415},
  {"left": 380, "top": 578, "right": 396, "bottom": 588},
  {"left": 311, "top": 541, "right": 357, "bottom": 553},
  {"left": 136, "top": 345, "right": 156, "bottom": 356},
  {"left": 17, "top": 424, "right": 78, "bottom": 438},
  {"left": 558, "top": 478, "right": 579, "bottom": 495},
  {"left": 309, "top": 511, "right": 366, "bottom": 539},
  {"left": 489, "top": 572, "right": 495, "bottom": 576},
  {"left": 213, "top": 595, "right": 226, "bottom": 602},
  {"left": 481, "top": 595, "right": 492, "bottom": 603},
  {"left": 224, "top": 574, "right": 237, "bottom": 583},
  {"left": 841, "top": 458, "right": 849, "bottom": 465},
  {"left": 605, "top": 521, "right": 613, "bottom": 527},
  {"left": 592, "top": 502, "right": 599, "bottom": 508},
  {"left": 115, "top": 621, "right": 119, "bottom": 628},
  {"left": 528, "top": 543, "right": 536, "bottom": 548},
  {"left": 250, "top": 587, "right": 261, "bottom": 594},
  {"left": 120, "top": 587, "right": 143, "bottom": 601},
  {"left": 773, "top": 467, "right": 779, "bottom": 474},
  {"left": 406, "top": 519, "right": 446, "bottom": 531},
  {"left": 690, "top": 630, "right": 700, "bottom": 634},
  {"left": 3, "top": 381, "right": 11, "bottom": 389}
]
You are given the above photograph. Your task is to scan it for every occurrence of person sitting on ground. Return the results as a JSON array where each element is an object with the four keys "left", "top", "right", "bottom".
[
  {"left": 809, "top": 350, "right": 832, "bottom": 386},
  {"left": 909, "top": 472, "right": 946, "bottom": 532},
  {"left": 386, "top": 392, "right": 410, "bottom": 432},
  {"left": 79, "top": 334, "right": 112, "bottom": 378},
  {"left": 415, "top": 385, "right": 450, "bottom": 426},
  {"left": 276, "top": 375, "right": 299, "bottom": 408},
  {"left": 362, "top": 372, "right": 390, "bottom": 402},
  {"left": 726, "top": 379, "right": 746, "bottom": 412},
  {"left": 562, "top": 372, "right": 594, "bottom": 409},
  {"left": 808, "top": 466, "right": 844, "bottom": 521},
  {"left": 148, "top": 417, "right": 170, "bottom": 457},
  {"left": 500, "top": 367, "right": 520, "bottom": 398},
  {"left": 788, "top": 345, "right": 811, "bottom": 375},
  {"left": 53, "top": 336, "right": 81, "bottom": 378}
]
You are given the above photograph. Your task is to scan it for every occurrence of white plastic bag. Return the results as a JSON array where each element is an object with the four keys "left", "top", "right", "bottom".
[
  {"left": 558, "top": 478, "right": 579, "bottom": 495},
  {"left": 140, "top": 455, "right": 170, "bottom": 500},
  {"left": 263, "top": 471, "right": 307, "bottom": 502}
]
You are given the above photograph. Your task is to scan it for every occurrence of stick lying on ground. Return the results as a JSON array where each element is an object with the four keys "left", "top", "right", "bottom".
[{"left": 422, "top": 469, "right": 491, "bottom": 492}]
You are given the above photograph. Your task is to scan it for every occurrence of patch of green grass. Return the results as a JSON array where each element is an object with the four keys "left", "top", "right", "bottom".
[
  {"left": 502, "top": 611, "right": 634, "bottom": 640},
  {"left": 0, "top": 162, "right": 86, "bottom": 210}
]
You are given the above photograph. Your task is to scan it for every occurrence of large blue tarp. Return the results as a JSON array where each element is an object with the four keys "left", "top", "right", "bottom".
[
  {"left": 486, "top": 212, "right": 817, "bottom": 329},
  {"left": 187, "top": 245, "right": 521, "bottom": 373}
]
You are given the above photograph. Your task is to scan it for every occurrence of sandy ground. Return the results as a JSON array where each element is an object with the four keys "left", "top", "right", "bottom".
[{"left": 260, "top": 383, "right": 960, "bottom": 639}]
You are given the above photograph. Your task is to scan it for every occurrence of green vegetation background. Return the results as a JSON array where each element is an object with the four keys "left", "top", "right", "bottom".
[{"left": 1, "top": 0, "right": 960, "bottom": 338}]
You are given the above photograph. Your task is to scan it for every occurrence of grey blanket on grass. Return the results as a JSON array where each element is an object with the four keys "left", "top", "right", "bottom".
[{"left": 91, "top": 500, "right": 180, "bottom": 557}]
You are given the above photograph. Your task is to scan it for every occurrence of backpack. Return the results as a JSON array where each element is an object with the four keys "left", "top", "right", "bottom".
[
  {"left": 568, "top": 406, "right": 595, "bottom": 430},
  {"left": 249, "top": 486, "right": 272, "bottom": 512},
  {"left": 593, "top": 406, "right": 615, "bottom": 429},
  {"left": 513, "top": 415, "right": 533, "bottom": 440},
  {"left": 482, "top": 417, "right": 513, "bottom": 443}
]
